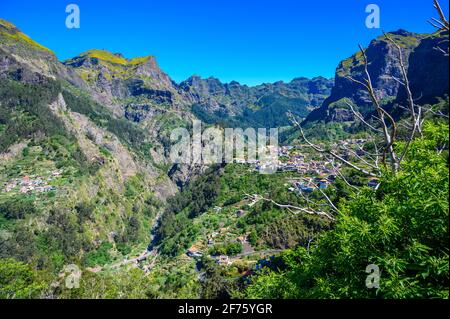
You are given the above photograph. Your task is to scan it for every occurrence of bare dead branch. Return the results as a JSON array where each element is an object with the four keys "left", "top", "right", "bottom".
[
  {"left": 289, "top": 113, "right": 381, "bottom": 177},
  {"left": 432, "top": 0, "right": 449, "bottom": 31},
  {"left": 437, "top": 143, "right": 447, "bottom": 155},
  {"left": 345, "top": 101, "right": 382, "bottom": 133},
  {"left": 355, "top": 144, "right": 383, "bottom": 159},
  {"left": 382, "top": 32, "right": 425, "bottom": 164},
  {"left": 384, "top": 31, "right": 421, "bottom": 134},
  {"left": 355, "top": 45, "right": 399, "bottom": 172},
  {"left": 244, "top": 193, "right": 335, "bottom": 221},
  {"left": 428, "top": 20, "right": 443, "bottom": 29},
  {"left": 331, "top": 162, "right": 360, "bottom": 192},
  {"left": 434, "top": 46, "right": 449, "bottom": 56},
  {"left": 429, "top": 1, "right": 449, "bottom": 56},
  {"left": 316, "top": 187, "right": 340, "bottom": 214},
  {"left": 423, "top": 104, "right": 450, "bottom": 119},
  {"left": 430, "top": 17, "right": 449, "bottom": 30},
  {"left": 389, "top": 75, "right": 405, "bottom": 86},
  {"left": 344, "top": 147, "right": 380, "bottom": 171},
  {"left": 296, "top": 176, "right": 341, "bottom": 214},
  {"left": 345, "top": 76, "right": 370, "bottom": 91},
  {"left": 297, "top": 188, "right": 329, "bottom": 208}
]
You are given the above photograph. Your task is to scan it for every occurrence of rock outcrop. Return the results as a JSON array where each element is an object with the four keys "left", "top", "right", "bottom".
[
  {"left": 306, "top": 30, "right": 449, "bottom": 123},
  {"left": 181, "top": 75, "right": 333, "bottom": 127}
]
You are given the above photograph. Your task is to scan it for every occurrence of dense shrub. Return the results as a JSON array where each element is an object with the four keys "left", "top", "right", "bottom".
[
  {"left": 0, "top": 197, "right": 36, "bottom": 220},
  {"left": 245, "top": 121, "right": 449, "bottom": 299}
]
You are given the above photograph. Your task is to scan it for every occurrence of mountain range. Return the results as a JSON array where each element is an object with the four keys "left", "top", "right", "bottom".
[
  {"left": 3, "top": 18, "right": 447, "bottom": 134},
  {"left": 0, "top": 16, "right": 448, "bottom": 298}
]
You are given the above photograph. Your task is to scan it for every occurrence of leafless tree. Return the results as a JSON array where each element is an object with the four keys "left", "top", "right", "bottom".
[
  {"left": 245, "top": 0, "right": 449, "bottom": 223},
  {"left": 244, "top": 193, "right": 335, "bottom": 221},
  {"left": 293, "top": 1, "right": 448, "bottom": 177},
  {"left": 429, "top": 0, "right": 449, "bottom": 56},
  {"left": 429, "top": 0, "right": 449, "bottom": 32}
]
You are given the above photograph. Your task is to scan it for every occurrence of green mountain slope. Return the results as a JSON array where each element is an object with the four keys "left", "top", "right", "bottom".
[
  {"left": 0, "top": 17, "right": 448, "bottom": 300},
  {"left": 0, "top": 20, "right": 177, "bottom": 278}
]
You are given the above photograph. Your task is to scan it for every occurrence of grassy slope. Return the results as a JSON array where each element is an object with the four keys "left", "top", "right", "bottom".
[{"left": 0, "top": 78, "right": 163, "bottom": 274}]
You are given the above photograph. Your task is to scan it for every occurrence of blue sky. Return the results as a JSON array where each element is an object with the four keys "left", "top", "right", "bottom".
[{"left": 0, "top": 0, "right": 447, "bottom": 85}]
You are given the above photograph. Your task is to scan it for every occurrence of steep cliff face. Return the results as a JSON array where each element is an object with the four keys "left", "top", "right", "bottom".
[
  {"left": 400, "top": 31, "right": 449, "bottom": 104},
  {"left": 306, "top": 30, "right": 448, "bottom": 123},
  {"left": 0, "top": 19, "right": 177, "bottom": 191},
  {"left": 62, "top": 49, "right": 201, "bottom": 187},
  {"left": 63, "top": 50, "right": 194, "bottom": 117},
  {"left": 0, "top": 19, "right": 180, "bottom": 270}
]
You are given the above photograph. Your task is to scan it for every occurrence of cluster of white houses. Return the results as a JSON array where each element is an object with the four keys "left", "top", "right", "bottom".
[
  {"left": 2, "top": 170, "right": 62, "bottom": 194},
  {"left": 274, "top": 140, "right": 377, "bottom": 192}
]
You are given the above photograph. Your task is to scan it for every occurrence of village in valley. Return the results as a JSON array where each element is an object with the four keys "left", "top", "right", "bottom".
[
  {"left": 180, "top": 137, "right": 379, "bottom": 269},
  {"left": 2, "top": 170, "right": 62, "bottom": 195},
  {"left": 254, "top": 138, "right": 379, "bottom": 193},
  {"left": 0, "top": 137, "right": 379, "bottom": 276}
]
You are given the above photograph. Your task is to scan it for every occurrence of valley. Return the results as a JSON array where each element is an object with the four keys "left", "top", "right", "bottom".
[{"left": 0, "top": 4, "right": 448, "bottom": 300}]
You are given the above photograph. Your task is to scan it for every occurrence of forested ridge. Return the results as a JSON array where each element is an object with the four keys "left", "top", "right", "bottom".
[{"left": 0, "top": 3, "right": 449, "bottom": 299}]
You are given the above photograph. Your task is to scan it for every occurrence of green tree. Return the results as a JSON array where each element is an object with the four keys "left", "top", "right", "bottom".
[
  {"left": 245, "top": 121, "right": 449, "bottom": 299},
  {"left": 0, "top": 258, "right": 46, "bottom": 298}
]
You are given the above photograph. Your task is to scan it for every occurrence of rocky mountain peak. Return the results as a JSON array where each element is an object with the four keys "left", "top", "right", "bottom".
[
  {"left": 0, "top": 19, "right": 54, "bottom": 56},
  {"left": 64, "top": 49, "right": 154, "bottom": 68},
  {"left": 388, "top": 29, "right": 416, "bottom": 37},
  {"left": 306, "top": 29, "right": 448, "bottom": 123},
  {"left": 0, "top": 18, "right": 19, "bottom": 32}
]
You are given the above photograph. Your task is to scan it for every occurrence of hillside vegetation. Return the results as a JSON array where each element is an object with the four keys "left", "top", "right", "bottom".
[{"left": 0, "top": 14, "right": 448, "bottom": 299}]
